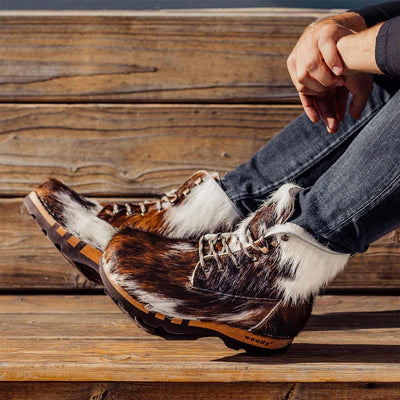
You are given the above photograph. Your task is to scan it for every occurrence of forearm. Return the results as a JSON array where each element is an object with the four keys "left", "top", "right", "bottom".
[{"left": 336, "top": 23, "right": 383, "bottom": 74}]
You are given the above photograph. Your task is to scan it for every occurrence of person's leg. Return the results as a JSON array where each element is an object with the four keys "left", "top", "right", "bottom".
[
  {"left": 287, "top": 84, "right": 400, "bottom": 254},
  {"left": 221, "top": 76, "right": 400, "bottom": 217}
]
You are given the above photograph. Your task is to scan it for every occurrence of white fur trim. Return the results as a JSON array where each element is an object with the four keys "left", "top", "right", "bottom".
[
  {"left": 56, "top": 192, "right": 116, "bottom": 251},
  {"left": 267, "top": 183, "right": 302, "bottom": 224},
  {"left": 162, "top": 172, "right": 240, "bottom": 238},
  {"left": 230, "top": 182, "right": 302, "bottom": 250},
  {"left": 265, "top": 222, "right": 350, "bottom": 303}
]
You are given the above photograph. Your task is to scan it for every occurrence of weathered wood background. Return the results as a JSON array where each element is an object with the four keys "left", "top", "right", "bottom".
[
  {"left": 0, "top": 10, "right": 330, "bottom": 103},
  {"left": 0, "top": 8, "right": 399, "bottom": 396},
  {"left": 0, "top": 11, "right": 399, "bottom": 291}
]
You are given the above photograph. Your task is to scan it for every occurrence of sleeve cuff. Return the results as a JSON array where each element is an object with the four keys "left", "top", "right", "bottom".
[{"left": 376, "top": 16, "right": 400, "bottom": 80}]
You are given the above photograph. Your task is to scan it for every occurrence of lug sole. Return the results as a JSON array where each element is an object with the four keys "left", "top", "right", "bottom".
[
  {"left": 100, "top": 259, "right": 293, "bottom": 355},
  {"left": 23, "top": 191, "right": 102, "bottom": 284}
]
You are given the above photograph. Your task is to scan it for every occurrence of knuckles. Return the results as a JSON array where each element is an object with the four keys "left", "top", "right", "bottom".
[
  {"left": 296, "top": 71, "right": 308, "bottom": 86},
  {"left": 303, "top": 59, "right": 319, "bottom": 72},
  {"left": 286, "top": 54, "right": 295, "bottom": 69}
]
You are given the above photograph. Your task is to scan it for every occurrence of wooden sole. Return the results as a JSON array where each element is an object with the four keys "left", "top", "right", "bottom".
[
  {"left": 99, "top": 259, "right": 293, "bottom": 355},
  {"left": 23, "top": 191, "right": 103, "bottom": 284}
]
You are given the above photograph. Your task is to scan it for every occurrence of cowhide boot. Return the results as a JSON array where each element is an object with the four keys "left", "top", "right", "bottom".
[
  {"left": 24, "top": 171, "right": 240, "bottom": 283},
  {"left": 100, "top": 183, "right": 350, "bottom": 354}
]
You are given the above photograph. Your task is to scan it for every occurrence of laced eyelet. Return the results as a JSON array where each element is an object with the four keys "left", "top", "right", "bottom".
[
  {"left": 139, "top": 203, "right": 147, "bottom": 216},
  {"left": 194, "top": 177, "right": 203, "bottom": 186},
  {"left": 260, "top": 246, "right": 269, "bottom": 254},
  {"left": 271, "top": 240, "right": 279, "bottom": 247},
  {"left": 182, "top": 188, "right": 190, "bottom": 197},
  {"left": 113, "top": 204, "right": 119, "bottom": 214},
  {"left": 168, "top": 193, "right": 178, "bottom": 203},
  {"left": 125, "top": 203, "right": 133, "bottom": 216},
  {"left": 198, "top": 227, "right": 271, "bottom": 277},
  {"left": 201, "top": 264, "right": 211, "bottom": 279}
]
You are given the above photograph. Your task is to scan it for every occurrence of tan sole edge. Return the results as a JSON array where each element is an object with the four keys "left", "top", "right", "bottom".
[
  {"left": 101, "top": 262, "right": 292, "bottom": 351},
  {"left": 25, "top": 191, "right": 102, "bottom": 281}
]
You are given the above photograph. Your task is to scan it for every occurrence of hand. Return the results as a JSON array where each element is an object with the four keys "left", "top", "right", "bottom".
[
  {"left": 335, "top": 30, "right": 380, "bottom": 122},
  {"left": 306, "top": 71, "right": 373, "bottom": 133},
  {"left": 287, "top": 15, "right": 363, "bottom": 132},
  {"left": 339, "top": 71, "right": 374, "bottom": 121}
]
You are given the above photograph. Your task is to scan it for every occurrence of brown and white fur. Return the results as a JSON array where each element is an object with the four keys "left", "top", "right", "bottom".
[
  {"left": 101, "top": 182, "right": 350, "bottom": 347},
  {"left": 26, "top": 171, "right": 241, "bottom": 283}
]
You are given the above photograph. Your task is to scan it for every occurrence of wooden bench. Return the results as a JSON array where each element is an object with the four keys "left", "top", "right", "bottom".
[{"left": 0, "top": 8, "right": 399, "bottom": 398}]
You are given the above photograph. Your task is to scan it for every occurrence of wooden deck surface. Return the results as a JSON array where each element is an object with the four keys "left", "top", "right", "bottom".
[{"left": 0, "top": 294, "right": 399, "bottom": 383}]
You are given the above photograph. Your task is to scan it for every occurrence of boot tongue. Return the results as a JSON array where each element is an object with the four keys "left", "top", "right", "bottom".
[
  {"left": 246, "top": 202, "right": 277, "bottom": 241},
  {"left": 246, "top": 188, "right": 299, "bottom": 242}
]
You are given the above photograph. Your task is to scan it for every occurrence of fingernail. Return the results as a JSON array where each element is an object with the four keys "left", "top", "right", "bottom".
[
  {"left": 323, "top": 118, "right": 336, "bottom": 132},
  {"left": 325, "top": 125, "right": 335, "bottom": 134},
  {"left": 333, "top": 66, "right": 341, "bottom": 76}
]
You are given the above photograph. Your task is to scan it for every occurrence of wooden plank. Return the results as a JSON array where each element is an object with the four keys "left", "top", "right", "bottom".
[
  {"left": 0, "top": 104, "right": 304, "bottom": 197},
  {"left": 0, "top": 294, "right": 399, "bottom": 382},
  {"left": 1, "top": 294, "right": 398, "bottom": 314},
  {"left": 1, "top": 382, "right": 400, "bottom": 400},
  {"left": 0, "top": 197, "right": 399, "bottom": 291},
  {"left": 0, "top": 295, "right": 398, "bottom": 339},
  {"left": 0, "top": 10, "right": 328, "bottom": 103}
]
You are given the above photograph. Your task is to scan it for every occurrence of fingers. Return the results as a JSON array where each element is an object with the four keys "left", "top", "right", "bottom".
[
  {"left": 318, "top": 35, "right": 344, "bottom": 77},
  {"left": 288, "top": 54, "right": 329, "bottom": 95},
  {"left": 315, "top": 94, "right": 338, "bottom": 133},
  {"left": 336, "top": 86, "right": 349, "bottom": 122},
  {"left": 286, "top": 21, "right": 354, "bottom": 129},
  {"left": 349, "top": 91, "right": 369, "bottom": 120},
  {"left": 310, "top": 60, "right": 344, "bottom": 88},
  {"left": 299, "top": 93, "right": 320, "bottom": 123}
]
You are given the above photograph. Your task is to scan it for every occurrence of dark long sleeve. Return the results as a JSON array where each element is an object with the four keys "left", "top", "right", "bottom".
[
  {"left": 352, "top": 1, "right": 400, "bottom": 27},
  {"left": 352, "top": 2, "right": 400, "bottom": 80},
  {"left": 375, "top": 15, "right": 400, "bottom": 80}
]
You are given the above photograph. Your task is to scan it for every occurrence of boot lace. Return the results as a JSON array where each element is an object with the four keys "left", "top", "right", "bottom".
[
  {"left": 198, "top": 228, "right": 272, "bottom": 273},
  {"left": 109, "top": 176, "right": 203, "bottom": 216}
]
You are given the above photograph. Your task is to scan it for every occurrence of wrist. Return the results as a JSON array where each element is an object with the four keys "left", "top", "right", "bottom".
[
  {"left": 314, "top": 11, "right": 367, "bottom": 32},
  {"left": 336, "top": 24, "right": 382, "bottom": 74},
  {"left": 333, "top": 11, "right": 367, "bottom": 32}
]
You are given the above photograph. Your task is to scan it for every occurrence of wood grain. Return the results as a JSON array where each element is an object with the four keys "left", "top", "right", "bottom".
[
  {"left": 1, "top": 382, "right": 400, "bottom": 400},
  {"left": 0, "top": 10, "right": 326, "bottom": 103},
  {"left": 0, "top": 294, "right": 399, "bottom": 382},
  {"left": 0, "top": 104, "right": 303, "bottom": 197},
  {"left": 1, "top": 197, "right": 399, "bottom": 290}
]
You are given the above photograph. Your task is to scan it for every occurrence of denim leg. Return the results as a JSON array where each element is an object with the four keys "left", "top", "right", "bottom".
[
  {"left": 221, "top": 76, "right": 399, "bottom": 217},
  {"left": 289, "top": 85, "right": 400, "bottom": 254}
]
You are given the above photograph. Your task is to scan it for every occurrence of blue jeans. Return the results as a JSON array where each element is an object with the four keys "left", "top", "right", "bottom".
[{"left": 221, "top": 76, "right": 400, "bottom": 254}]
